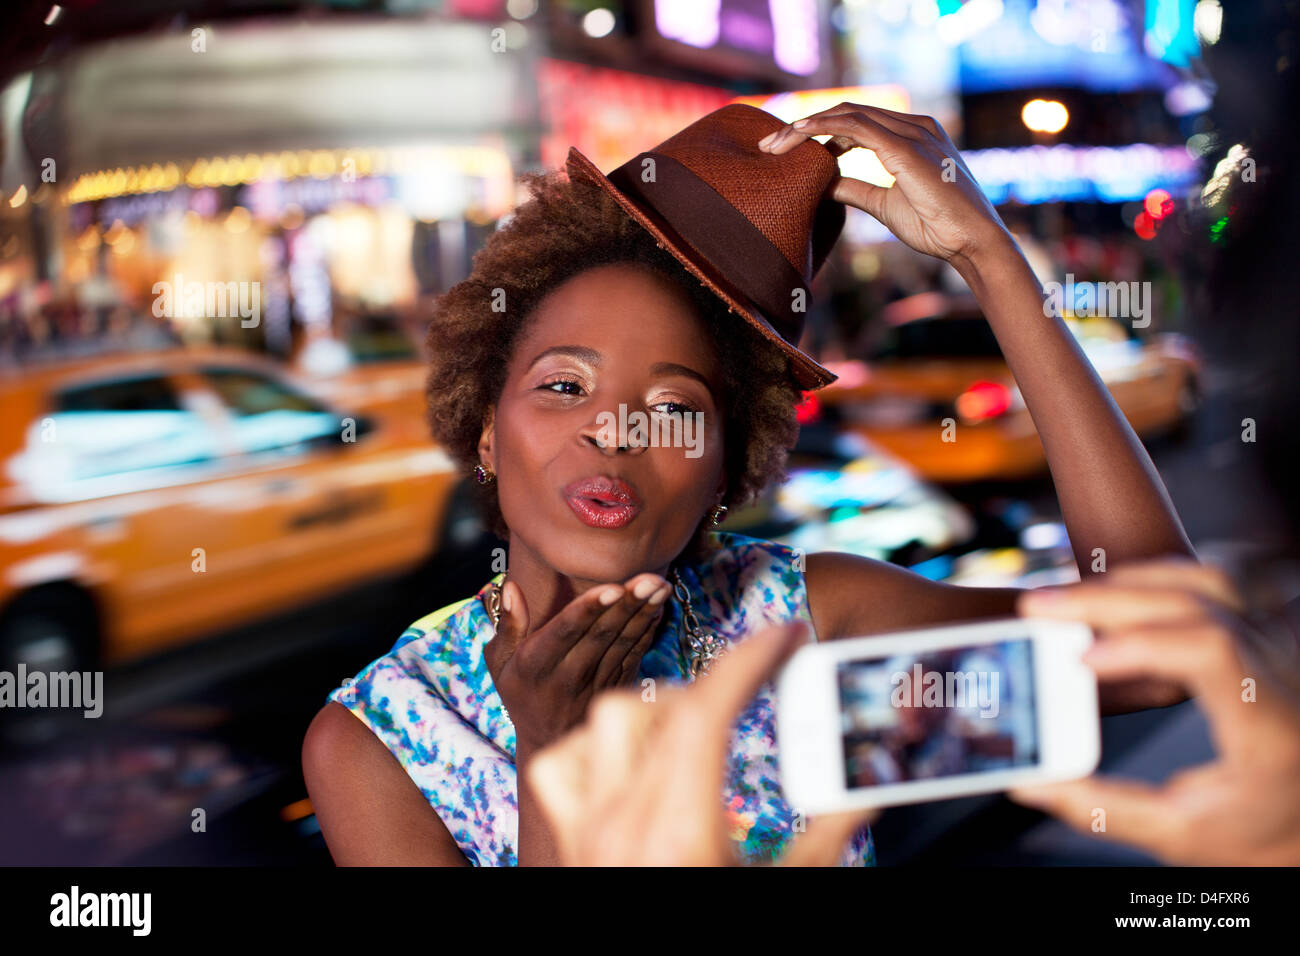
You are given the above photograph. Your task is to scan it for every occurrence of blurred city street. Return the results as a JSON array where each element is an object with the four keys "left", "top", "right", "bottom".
[
  {"left": 0, "top": 0, "right": 1286, "bottom": 868},
  {"left": 0, "top": 398, "right": 1260, "bottom": 865}
]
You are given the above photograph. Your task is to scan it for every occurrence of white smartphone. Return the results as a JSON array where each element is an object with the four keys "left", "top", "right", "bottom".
[{"left": 776, "top": 617, "right": 1100, "bottom": 814}]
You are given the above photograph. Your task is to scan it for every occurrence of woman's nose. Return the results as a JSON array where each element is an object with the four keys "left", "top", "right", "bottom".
[{"left": 580, "top": 407, "right": 648, "bottom": 454}]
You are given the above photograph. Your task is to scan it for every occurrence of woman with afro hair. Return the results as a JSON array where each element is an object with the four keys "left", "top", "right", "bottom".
[{"left": 303, "top": 103, "right": 1193, "bottom": 867}]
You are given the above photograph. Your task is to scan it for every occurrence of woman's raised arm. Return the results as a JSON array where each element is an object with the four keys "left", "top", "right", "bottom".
[
  {"left": 763, "top": 103, "right": 1192, "bottom": 571},
  {"left": 763, "top": 105, "right": 1194, "bottom": 713}
]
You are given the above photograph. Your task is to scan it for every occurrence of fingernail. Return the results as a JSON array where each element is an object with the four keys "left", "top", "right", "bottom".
[
  {"left": 758, "top": 132, "right": 776, "bottom": 148},
  {"left": 502, "top": 583, "right": 513, "bottom": 613},
  {"left": 648, "top": 584, "right": 670, "bottom": 605},
  {"left": 633, "top": 578, "right": 660, "bottom": 600},
  {"left": 599, "top": 586, "right": 623, "bottom": 606},
  {"left": 1082, "top": 641, "right": 1117, "bottom": 664},
  {"left": 1006, "top": 787, "right": 1048, "bottom": 806},
  {"left": 1022, "top": 588, "right": 1066, "bottom": 609},
  {"left": 791, "top": 119, "right": 808, "bottom": 129}
]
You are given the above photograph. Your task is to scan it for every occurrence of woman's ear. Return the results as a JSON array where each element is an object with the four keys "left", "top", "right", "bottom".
[{"left": 477, "top": 407, "right": 495, "bottom": 470}]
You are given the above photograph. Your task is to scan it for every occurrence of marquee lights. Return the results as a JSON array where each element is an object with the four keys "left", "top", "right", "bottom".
[{"left": 62, "top": 145, "right": 513, "bottom": 211}]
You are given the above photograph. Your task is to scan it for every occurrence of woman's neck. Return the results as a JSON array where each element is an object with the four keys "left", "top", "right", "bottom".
[{"left": 499, "top": 535, "right": 675, "bottom": 630}]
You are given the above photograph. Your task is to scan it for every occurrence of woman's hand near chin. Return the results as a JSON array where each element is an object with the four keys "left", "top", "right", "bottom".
[
  {"left": 484, "top": 573, "right": 671, "bottom": 755},
  {"left": 485, "top": 572, "right": 670, "bottom": 864},
  {"left": 758, "top": 103, "right": 1012, "bottom": 268}
]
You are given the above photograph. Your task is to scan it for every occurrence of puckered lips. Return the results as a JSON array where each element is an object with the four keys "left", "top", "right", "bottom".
[{"left": 562, "top": 474, "right": 643, "bottom": 529}]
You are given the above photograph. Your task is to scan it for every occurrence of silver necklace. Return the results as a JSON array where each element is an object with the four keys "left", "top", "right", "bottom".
[
  {"left": 487, "top": 571, "right": 728, "bottom": 680},
  {"left": 671, "top": 567, "right": 729, "bottom": 679}
]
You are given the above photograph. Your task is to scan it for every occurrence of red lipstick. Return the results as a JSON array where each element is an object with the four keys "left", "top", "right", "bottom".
[{"left": 563, "top": 475, "right": 643, "bottom": 529}]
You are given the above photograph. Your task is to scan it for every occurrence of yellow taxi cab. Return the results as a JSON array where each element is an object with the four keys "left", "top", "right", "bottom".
[
  {"left": 818, "top": 293, "right": 1201, "bottom": 483},
  {"left": 0, "top": 347, "right": 464, "bottom": 672}
]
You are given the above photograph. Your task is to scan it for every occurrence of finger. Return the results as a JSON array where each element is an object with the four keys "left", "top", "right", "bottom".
[
  {"left": 1079, "top": 622, "right": 1267, "bottom": 755},
  {"left": 761, "top": 111, "right": 912, "bottom": 165},
  {"left": 582, "top": 690, "right": 658, "bottom": 814},
  {"left": 585, "top": 683, "right": 728, "bottom": 863},
  {"left": 693, "top": 621, "right": 809, "bottom": 730},
  {"left": 843, "top": 105, "right": 978, "bottom": 183},
  {"left": 1008, "top": 776, "right": 1190, "bottom": 861},
  {"left": 762, "top": 102, "right": 928, "bottom": 153},
  {"left": 823, "top": 135, "right": 858, "bottom": 159},
  {"left": 602, "top": 625, "right": 812, "bottom": 861},
  {"left": 1101, "top": 560, "right": 1245, "bottom": 612},
  {"left": 851, "top": 104, "right": 949, "bottom": 141},
  {"left": 822, "top": 104, "right": 930, "bottom": 141},
  {"left": 1018, "top": 583, "right": 1224, "bottom": 632},
  {"left": 619, "top": 608, "right": 668, "bottom": 685},
  {"left": 525, "top": 726, "right": 594, "bottom": 863},
  {"left": 831, "top": 176, "right": 890, "bottom": 221},
  {"left": 591, "top": 578, "right": 671, "bottom": 687},
  {"left": 554, "top": 576, "right": 663, "bottom": 688},
  {"left": 777, "top": 809, "right": 878, "bottom": 867},
  {"left": 621, "top": 625, "right": 808, "bottom": 817},
  {"left": 518, "top": 582, "right": 627, "bottom": 673}
]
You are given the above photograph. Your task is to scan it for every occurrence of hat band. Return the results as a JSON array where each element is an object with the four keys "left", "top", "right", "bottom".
[{"left": 607, "top": 152, "right": 809, "bottom": 345}]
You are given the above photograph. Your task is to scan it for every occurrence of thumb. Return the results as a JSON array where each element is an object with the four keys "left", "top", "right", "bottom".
[
  {"left": 831, "top": 175, "right": 890, "bottom": 222},
  {"left": 490, "top": 579, "right": 530, "bottom": 661},
  {"left": 1008, "top": 776, "right": 1182, "bottom": 859}
]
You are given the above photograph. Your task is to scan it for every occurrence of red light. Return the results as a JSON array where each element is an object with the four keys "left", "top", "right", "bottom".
[
  {"left": 795, "top": 391, "right": 821, "bottom": 425},
  {"left": 1134, "top": 210, "right": 1157, "bottom": 240},
  {"left": 955, "top": 380, "right": 1011, "bottom": 422},
  {"left": 1144, "top": 188, "right": 1174, "bottom": 220}
]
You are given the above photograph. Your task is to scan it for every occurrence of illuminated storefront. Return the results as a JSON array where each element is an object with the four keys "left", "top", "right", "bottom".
[
  {"left": 4, "top": 16, "right": 533, "bottom": 357},
  {"left": 57, "top": 144, "right": 517, "bottom": 353}
]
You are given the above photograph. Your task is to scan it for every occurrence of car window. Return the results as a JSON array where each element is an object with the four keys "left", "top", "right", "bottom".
[
  {"left": 33, "top": 374, "right": 220, "bottom": 491},
  {"left": 202, "top": 367, "right": 329, "bottom": 416},
  {"left": 200, "top": 367, "right": 342, "bottom": 454},
  {"left": 57, "top": 375, "right": 184, "bottom": 413}
]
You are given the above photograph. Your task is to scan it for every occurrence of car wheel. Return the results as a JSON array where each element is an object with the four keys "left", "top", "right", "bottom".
[
  {"left": 0, "top": 588, "right": 99, "bottom": 750},
  {"left": 0, "top": 587, "right": 98, "bottom": 675}
]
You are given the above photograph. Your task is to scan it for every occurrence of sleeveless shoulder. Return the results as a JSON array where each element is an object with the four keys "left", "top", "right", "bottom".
[{"left": 325, "top": 574, "right": 516, "bottom": 866}]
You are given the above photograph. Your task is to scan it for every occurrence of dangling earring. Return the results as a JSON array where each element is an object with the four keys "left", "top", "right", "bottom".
[
  {"left": 708, "top": 503, "right": 728, "bottom": 526},
  {"left": 473, "top": 463, "right": 496, "bottom": 485}
]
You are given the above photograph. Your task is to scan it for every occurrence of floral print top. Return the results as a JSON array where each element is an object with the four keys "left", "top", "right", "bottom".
[{"left": 326, "top": 531, "right": 875, "bottom": 867}]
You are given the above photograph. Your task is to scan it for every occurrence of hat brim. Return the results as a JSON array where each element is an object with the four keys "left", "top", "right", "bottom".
[{"left": 565, "top": 145, "right": 838, "bottom": 391}]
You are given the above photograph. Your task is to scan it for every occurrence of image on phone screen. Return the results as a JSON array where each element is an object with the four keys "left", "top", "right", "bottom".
[{"left": 836, "top": 638, "right": 1040, "bottom": 788}]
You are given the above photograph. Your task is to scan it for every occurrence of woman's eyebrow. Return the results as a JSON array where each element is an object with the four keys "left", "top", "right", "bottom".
[
  {"left": 650, "top": 362, "right": 715, "bottom": 398},
  {"left": 526, "top": 345, "right": 602, "bottom": 371}
]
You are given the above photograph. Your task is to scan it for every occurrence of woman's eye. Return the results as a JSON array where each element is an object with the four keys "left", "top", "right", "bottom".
[
  {"left": 652, "top": 400, "right": 696, "bottom": 417},
  {"left": 540, "top": 379, "right": 584, "bottom": 396}
]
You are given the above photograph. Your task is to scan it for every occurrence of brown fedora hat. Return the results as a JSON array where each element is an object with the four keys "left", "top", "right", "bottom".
[{"left": 565, "top": 103, "right": 844, "bottom": 390}]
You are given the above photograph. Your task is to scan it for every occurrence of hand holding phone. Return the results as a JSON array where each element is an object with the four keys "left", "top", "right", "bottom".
[{"left": 777, "top": 617, "right": 1100, "bottom": 813}]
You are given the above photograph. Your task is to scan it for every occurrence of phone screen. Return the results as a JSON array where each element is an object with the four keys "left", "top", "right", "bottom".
[{"left": 836, "top": 637, "right": 1040, "bottom": 788}]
